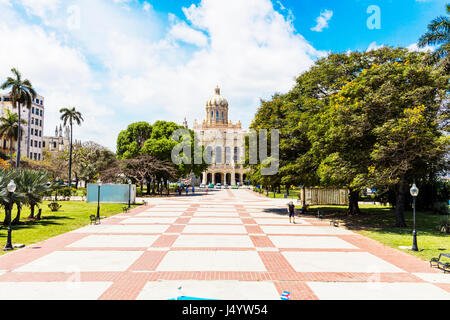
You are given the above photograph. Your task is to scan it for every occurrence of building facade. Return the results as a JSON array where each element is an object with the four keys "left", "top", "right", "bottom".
[
  {"left": 0, "top": 93, "right": 45, "bottom": 161},
  {"left": 192, "top": 86, "right": 248, "bottom": 186},
  {"left": 43, "top": 125, "right": 71, "bottom": 153}
]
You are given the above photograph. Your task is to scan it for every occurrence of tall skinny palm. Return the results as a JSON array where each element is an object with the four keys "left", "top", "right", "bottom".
[
  {"left": 1, "top": 68, "right": 36, "bottom": 168},
  {"left": 59, "top": 107, "right": 84, "bottom": 188},
  {"left": 0, "top": 109, "right": 27, "bottom": 165},
  {"left": 418, "top": 4, "right": 449, "bottom": 61}
]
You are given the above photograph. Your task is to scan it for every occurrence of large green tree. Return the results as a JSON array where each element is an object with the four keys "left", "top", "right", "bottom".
[{"left": 1, "top": 68, "right": 36, "bottom": 168}]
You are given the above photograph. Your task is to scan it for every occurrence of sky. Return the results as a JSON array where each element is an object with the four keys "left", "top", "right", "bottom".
[{"left": 0, "top": 0, "right": 445, "bottom": 151}]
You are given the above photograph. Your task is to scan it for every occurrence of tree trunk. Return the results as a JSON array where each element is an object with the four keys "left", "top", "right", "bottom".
[
  {"left": 395, "top": 180, "right": 408, "bottom": 227},
  {"left": 16, "top": 102, "right": 21, "bottom": 168},
  {"left": 286, "top": 185, "right": 289, "bottom": 196},
  {"left": 9, "top": 137, "right": 13, "bottom": 166},
  {"left": 348, "top": 189, "right": 361, "bottom": 215},
  {"left": 301, "top": 186, "right": 306, "bottom": 207},
  {"left": 12, "top": 204, "right": 21, "bottom": 225},
  {"left": 28, "top": 204, "right": 35, "bottom": 219},
  {"left": 68, "top": 123, "right": 73, "bottom": 187},
  {"left": 146, "top": 181, "right": 151, "bottom": 195}
]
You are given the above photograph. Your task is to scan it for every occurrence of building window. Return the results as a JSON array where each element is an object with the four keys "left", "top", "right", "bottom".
[
  {"left": 40, "top": 110, "right": 42, "bottom": 116},
  {"left": 31, "top": 118, "right": 34, "bottom": 125},
  {"left": 40, "top": 101, "right": 43, "bottom": 105},
  {"left": 39, "top": 141, "right": 41, "bottom": 148},
  {"left": 40, "top": 120, "right": 42, "bottom": 126},
  {"left": 39, "top": 130, "right": 42, "bottom": 137},
  {"left": 30, "top": 140, "right": 33, "bottom": 147},
  {"left": 34, "top": 140, "right": 37, "bottom": 147},
  {"left": 221, "top": 112, "right": 224, "bottom": 120},
  {"left": 215, "top": 146, "right": 222, "bottom": 164},
  {"left": 216, "top": 110, "right": 219, "bottom": 121},
  {"left": 32, "top": 107, "right": 34, "bottom": 113},
  {"left": 38, "top": 154, "right": 41, "bottom": 161},
  {"left": 43, "top": 141, "right": 45, "bottom": 148},
  {"left": 31, "top": 128, "right": 33, "bottom": 135},
  {"left": 225, "top": 147, "right": 231, "bottom": 164},
  {"left": 53, "top": 142, "right": 57, "bottom": 148},
  {"left": 33, "top": 153, "right": 37, "bottom": 160},
  {"left": 234, "top": 147, "right": 240, "bottom": 162}
]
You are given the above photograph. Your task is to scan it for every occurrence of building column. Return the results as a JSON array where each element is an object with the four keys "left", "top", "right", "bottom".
[
  {"left": 212, "top": 172, "right": 215, "bottom": 185},
  {"left": 202, "top": 172, "right": 207, "bottom": 185},
  {"left": 231, "top": 170, "right": 236, "bottom": 185}
]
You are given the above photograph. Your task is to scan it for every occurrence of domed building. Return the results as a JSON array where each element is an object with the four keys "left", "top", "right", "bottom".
[{"left": 191, "top": 86, "right": 248, "bottom": 186}]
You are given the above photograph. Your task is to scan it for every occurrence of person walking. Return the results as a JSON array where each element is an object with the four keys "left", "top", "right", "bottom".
[{"left": 287, "top": 201, "right": 296, "bottom": 224}]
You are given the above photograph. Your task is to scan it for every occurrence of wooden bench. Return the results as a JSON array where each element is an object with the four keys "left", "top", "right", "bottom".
[
  {"left": 90, "top": 215, "right": 100, "bottom": 225},
  {"left": 317, "top": 210, "right": 323, "bottom": 219},
  {"left": 430, "top": 253, "right": 450, "bottom": 273},
  {"left": 123, "top": 206, "right": 129, "bottom": 213}
]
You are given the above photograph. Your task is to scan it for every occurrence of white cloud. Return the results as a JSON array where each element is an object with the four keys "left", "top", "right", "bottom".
[
  {"left": 311, "top": 9, "right": 333, "bottom": 32},
  {"left": 366, "top": 41, "right": 385, "bottom": 51},
  {"left": 168, "top": 20, "right": 208, "bottom": 47},
  {"left": 0, "top": 0, "right": 323, "bottom": 151},
  {"left": 407, "top": 43, "right": 434, "bottom": 52}
]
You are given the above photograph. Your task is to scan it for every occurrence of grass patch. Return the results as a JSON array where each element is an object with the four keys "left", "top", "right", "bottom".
[
  {"left": 0, "top": 201, "right": 141, "bottom": 255},
  {"left": 306, "top": 204, "right": 449, "bottom": 262}
]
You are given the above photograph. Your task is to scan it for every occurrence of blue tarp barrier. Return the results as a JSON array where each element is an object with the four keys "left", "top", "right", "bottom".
[{"left": 86, "top": 183, "right": 136, "bottom": 204}]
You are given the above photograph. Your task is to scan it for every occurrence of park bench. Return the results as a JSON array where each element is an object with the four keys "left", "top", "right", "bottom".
[
  {"left": 430, "top": 253, "right": 450, "bottom": 273},
  {"left": 123, "top": 206, "right": 129, "bottom": 213},
  {"left": 90, "top": 215, "right": 100, "bottom": 225}
]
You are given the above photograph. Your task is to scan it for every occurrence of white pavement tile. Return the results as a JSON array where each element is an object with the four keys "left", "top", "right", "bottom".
[
  {"left": 137, "top": 212, "right": 184, "bottom": 217},
  {"left": 73, "top": 225, "right": 170, "bottom": 234},
  {"left": 14, "top": 251, "right": 144, "bottom": 272},
  {"left": 248, "top": 212, "right": 284, "bottom": 218},
  {"left": 283, "top": 252, "right": 405, "bottom": 273},
  {"left": 183, "top": 225, "right": 247, "bottom": 234},
  {"left": 307, "top": 282, "right": 450, "bottom": 300},
  {"left": 120, "top": 217, "right": 177, "bottom": 224},
  {"left": 137, "top": 280, "right": 280, "bottom": 300},
  {"left": 173, "top": 235, "right": 254, "bottom": 248},
  {"left": 189, "top": 218, "right": 243, "bottom": 225},
  {"left": 255, "top": 219, "right": 310, "bottom": 225},
  {"left": 67, "top": 235, "right": 159, "bottom": 248},
  {"left": 412, "top": 273, "right": 450, "bottom": 284},
  {"left": 196, "top": 207, "right": 238, "bottom": 211},
  {"left": 269, "top": 236, "right": 358, "bottom": 249},
  {"left": 157, "top": 251, "right": 266, "bottom": 271},
  {"left": 145, "top": 208, "right": 187, "bottom": 212},
  {"left": 261, "top": 226, "right": 354, "bottom": 235},
  {"left": 194, "top": 212, "right": 239, "bottom": 217},
  {"left": 0, "top": 282, "right": 113, "bottom": 300}
]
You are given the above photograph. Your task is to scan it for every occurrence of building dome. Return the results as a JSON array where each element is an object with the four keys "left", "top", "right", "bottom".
[{"left": 206, "top": 86, "right": 228, "bottom": 107}]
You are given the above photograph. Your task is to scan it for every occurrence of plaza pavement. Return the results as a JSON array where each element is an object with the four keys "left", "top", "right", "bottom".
[{"left": 0, "top": 189, "right": 448, "bottom": 300}]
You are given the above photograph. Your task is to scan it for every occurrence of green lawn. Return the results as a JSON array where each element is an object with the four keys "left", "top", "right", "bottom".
[
  {"left": 0, "top": 201, "right": 141, "bottom": 255},
  {"left": 306, "top": 204, "right": 449, "bottom": 262}
]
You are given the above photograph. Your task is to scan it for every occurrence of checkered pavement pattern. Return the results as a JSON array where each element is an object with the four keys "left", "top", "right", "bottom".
[{"left": 0, "top": 189, "right": 448, "bottom": 300}]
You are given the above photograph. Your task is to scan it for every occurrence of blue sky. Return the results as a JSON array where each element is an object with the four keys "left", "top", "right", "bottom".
[{"left": 0, "top": 0, "right": 445, "bottom": 151}]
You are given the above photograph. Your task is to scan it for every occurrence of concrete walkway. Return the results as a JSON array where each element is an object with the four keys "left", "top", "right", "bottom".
[{"left": 0, "top": 189, "right": 448, "bottom": 300}]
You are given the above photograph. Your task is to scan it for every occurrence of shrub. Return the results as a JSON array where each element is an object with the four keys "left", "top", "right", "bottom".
[{"left": 48, "top": 202, "right": 62, "bottom": 212}]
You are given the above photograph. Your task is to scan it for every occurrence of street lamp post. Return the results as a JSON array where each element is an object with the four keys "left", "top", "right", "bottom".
[
  {"left": 410, "top": 182, "right": 419, "bottom": 252},
  {"left": 4, "top": 180, "right": 16, "bottom": 251},
  {"left": 96, "top": 180, "right": 102, "bottom": 220},
  {"left": 128, "top": 179, "right": 132, "bottom": 209}
]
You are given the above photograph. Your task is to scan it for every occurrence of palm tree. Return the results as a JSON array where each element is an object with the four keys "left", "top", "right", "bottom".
[
  {"left": 59, "top": 107, "right": 84, "bottom": 188},
  {"left": 15, "top": 169, "right": 50, "bottom": 222},
  {"left": 0, "top": 109, "right": 27, "bottom": 165},
  {"left": 0, "top": 68, "right": 36, "bottom": 168},
  {"left": 418, "top": 4, "right": 449, "bottom": 65}
]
